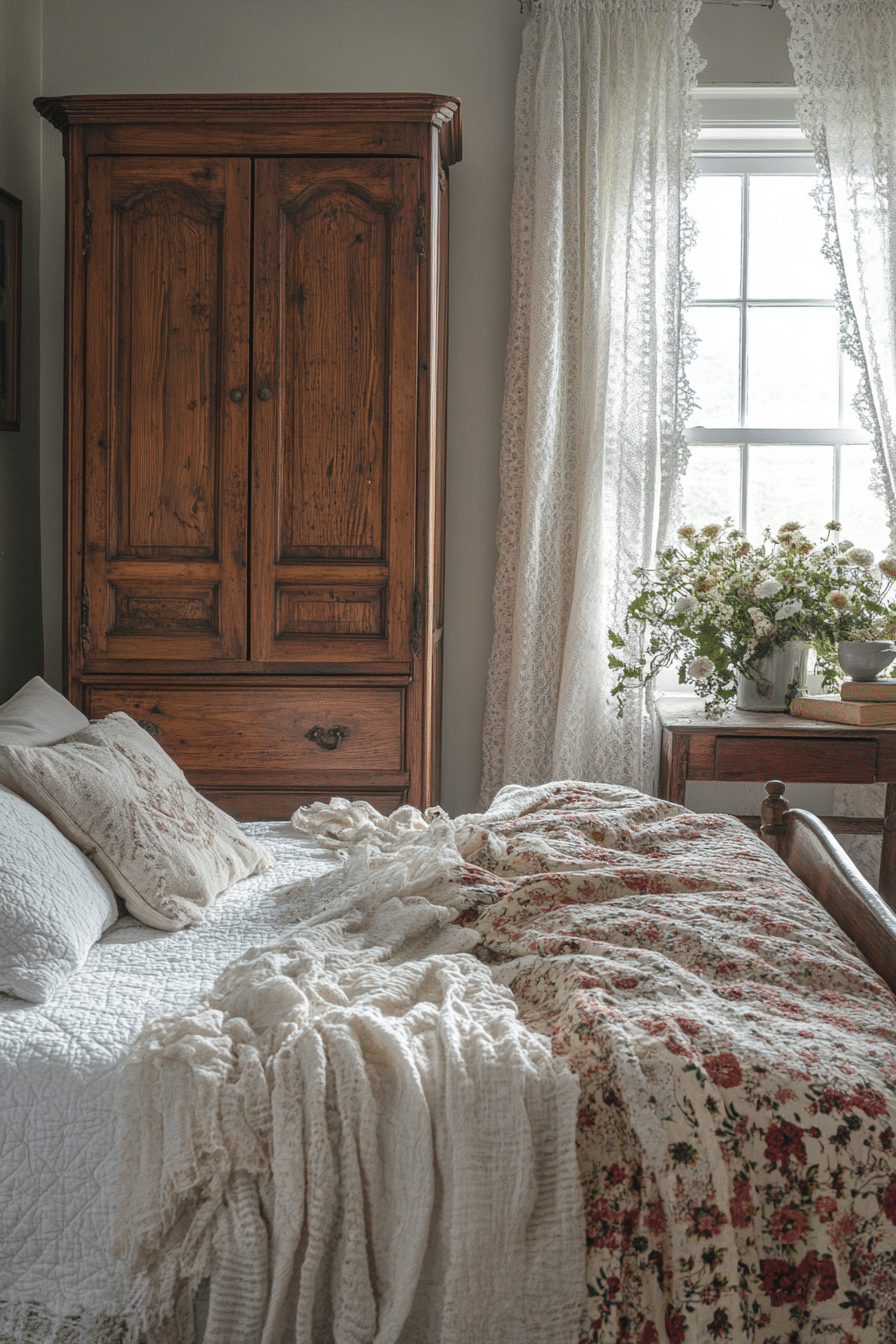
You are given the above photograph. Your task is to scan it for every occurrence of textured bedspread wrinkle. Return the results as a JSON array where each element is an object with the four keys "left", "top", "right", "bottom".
[
  {"left": 291, "top": 784, "right": 896, "bottom": 1342},
  {"left": 116, "top": 809, "right": 584, "bottom": 1344},
  {"left": 448, "top": 782, "right": 896, "bottom": 1344},
  {"left": 8, "top": 783, "right": 896, "bottom": 1344},
  {"left": 0, "top": 825, "right": 339, "bottom": 1344}
]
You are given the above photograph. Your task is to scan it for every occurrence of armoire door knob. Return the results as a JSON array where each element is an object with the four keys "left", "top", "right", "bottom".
[
  {"left": 229, "top": 388, "right": 244, "bottom": 402},
  {"left": 257, "top": 386, "right": 272, "bottom": 401}
]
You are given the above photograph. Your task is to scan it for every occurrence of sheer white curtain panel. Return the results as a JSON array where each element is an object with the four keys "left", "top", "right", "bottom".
[
  {"left": 480, "top": 0, "right": 702, "bottom": 806},
  {"left": 780, "top": 0, "right": 896, "bottom": 542},
  {"left": 779, "top": 0, "right": 896, "bottom": 884}
]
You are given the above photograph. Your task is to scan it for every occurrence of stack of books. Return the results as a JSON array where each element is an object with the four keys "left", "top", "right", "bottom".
[{"left": 789, "top": 679, "right": 896, "bottom": 724}]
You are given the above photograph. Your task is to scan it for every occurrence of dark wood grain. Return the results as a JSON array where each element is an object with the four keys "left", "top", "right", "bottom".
[
  {"left": 658, "top": 731, "right": 689, "bottom": 804},
  {"left": 276, "top": 168, "right": 391, "bottom": 559},
  {"left": 83, "top": 155, "right": 251, "bottom": 663},
  {"left": 202, "top": 788, "right": 408, "bottom": 821},
  {"left": 715, "top": 736, "right": 878, "bottom": 782},
  {"left": 39, "top": 94, "right": 456, "bottom": 814},
  {"left": 33, "top": 95, "right": 462, "bottom": 167},
  {"left": 84, "top": 682, "right": 405, "bottom": 773},
  {"left": 275, "top": 585, "right": 387, "bottom": 637},
  {"left": 250, "top": 156, "right": 418, "bottom": 667}
]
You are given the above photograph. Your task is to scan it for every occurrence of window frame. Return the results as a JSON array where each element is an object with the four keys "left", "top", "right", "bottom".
[{"left": 684, "top": 89, "right": 872, "bottom": 538}]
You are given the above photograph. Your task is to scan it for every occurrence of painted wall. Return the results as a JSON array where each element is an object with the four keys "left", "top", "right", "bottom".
[
  {"left": 693, "top": 2, "right": 794, "bottom": 85},
  {"left": 28, "top": 0, "right": 796, "bottom": 812},
  {"left": 0, "top": 0, "right": 44, "bottom": 701}
]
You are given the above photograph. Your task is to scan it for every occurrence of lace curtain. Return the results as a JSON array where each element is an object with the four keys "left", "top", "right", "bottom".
[
  {"left": 778, "top": 0, "right": 896, "bottom": 883},
  {"left": 480, "top": 0, "right": 702, "bottom": 806},
  {"left": 780, "top": 0, "right": 896, "bottom": 538}
]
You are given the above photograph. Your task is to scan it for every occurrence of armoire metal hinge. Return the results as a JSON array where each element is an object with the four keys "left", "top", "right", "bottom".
[
  {"left": 79, "top": 583, "right": 91, "bottom": 655},
  {"left": 82, "top": 193, "right": 93, "bottom": 257},
  {"left": 414, "top": 195, "right": 426, "bottom": 257},
  {"left": 410, "top": 587, "right": 422, "bottom": 656}
]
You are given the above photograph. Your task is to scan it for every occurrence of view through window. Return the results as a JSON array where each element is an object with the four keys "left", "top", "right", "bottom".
[{"left": 681, "top": 140, "right": 889, "bottom": 557}]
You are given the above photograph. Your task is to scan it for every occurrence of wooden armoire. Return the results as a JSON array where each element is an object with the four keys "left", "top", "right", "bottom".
[{"left": 36, "top": 94, "right": 460, "bottom": 819}]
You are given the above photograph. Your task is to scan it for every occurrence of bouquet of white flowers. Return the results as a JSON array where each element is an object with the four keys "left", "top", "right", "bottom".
[{"left": 610, "top": 520, "right": 896, "bottom": 717}]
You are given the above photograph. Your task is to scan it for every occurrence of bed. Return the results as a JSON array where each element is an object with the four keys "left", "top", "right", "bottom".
[{"left": 2, "top": 679, "right": 896, "bottom": 1344}]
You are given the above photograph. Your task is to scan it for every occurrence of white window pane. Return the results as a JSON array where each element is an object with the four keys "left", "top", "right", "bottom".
[
  {"left": 746, "top": 307, "right": 839, "bottom": 427},
  {"left": 746, "top": 445, "right": 834, "bottom": 541},
  {"left": 689, "top": 176, "right": 742, "bottom": 300},
  {"left": 748, "top": 176, "right": 837, "bottom": 300},
  {"left": 839, "top": 445, "right": 892, "bottom": 557},
  {"left": 687, "top": 306, "right": 741, "bottom": 427},
  {"left": 680, "top": 444, "right": 742, "bottom": 529}
]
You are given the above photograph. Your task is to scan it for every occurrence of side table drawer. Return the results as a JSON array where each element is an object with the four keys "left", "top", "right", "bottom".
[{"left": 714, "top": 736, "right": 877, "bottom": 783}]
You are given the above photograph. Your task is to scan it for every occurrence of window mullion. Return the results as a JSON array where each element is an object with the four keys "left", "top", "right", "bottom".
[
  {"left": 833, "top": 442, "right": 841, "bottom": 523},
  {"left": 684, "top": 428, "right": 868, "bottom": 445},
  {"left": 834, "top": 336, "right": 846, "bottom": 521},
  {"left": 739, "top": 172, "right": 749, "bottom": 532},
  {"left": 739, "top": 172, "right": 749, "bottom": 432}
]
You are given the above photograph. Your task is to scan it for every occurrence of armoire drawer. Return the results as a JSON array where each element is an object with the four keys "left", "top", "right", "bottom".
[
  {"left": 202, "top": 788, "right": 408, "bottom": 822},
  {"left": 84, "top": 685, "right": 405, "bottom": 777}
]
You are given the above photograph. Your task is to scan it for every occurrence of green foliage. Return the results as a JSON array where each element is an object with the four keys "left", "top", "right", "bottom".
[{"left": 610, "top": 520, "right": 896, "bottom": 718}]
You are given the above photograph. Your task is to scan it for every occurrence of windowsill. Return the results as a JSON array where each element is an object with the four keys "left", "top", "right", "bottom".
[{"left": 651, "top": 669, "right": 828, "bottom": 700}]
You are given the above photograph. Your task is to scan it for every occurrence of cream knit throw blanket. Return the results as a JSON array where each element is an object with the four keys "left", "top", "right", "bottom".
[{"left": 115, "top": 806, "right": 584, "bottom": 1344}]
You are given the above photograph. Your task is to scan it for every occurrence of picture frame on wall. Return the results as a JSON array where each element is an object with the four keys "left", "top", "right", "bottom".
[{"left": 0, "top": 187, "right": 22, "bottom": 432}]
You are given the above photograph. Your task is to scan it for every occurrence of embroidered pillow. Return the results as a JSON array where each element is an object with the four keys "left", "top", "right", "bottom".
[
  {"left": 0, "top": 676, "right": 89, "bottom": 747},
  {"left": 0, "top": 783, "right": 119, "bottom": 1002},
  {"left": 0, "top": 713, "right": 273, "bottom": 931}
]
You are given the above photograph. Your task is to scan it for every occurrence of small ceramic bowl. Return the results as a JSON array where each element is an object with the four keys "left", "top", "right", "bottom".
[{"left": 837, "top": 640, "right": 896, "bottom": 681}]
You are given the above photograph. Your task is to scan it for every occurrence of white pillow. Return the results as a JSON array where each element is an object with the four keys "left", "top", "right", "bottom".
[
  {"left": 0, "top": 713, "right": 273, "bottom": 931},
  {"left": 0, "top": 783, "right": 119, "bottom": 1003},
  {"left": 0, "top": 676, "right": 89, "bottom": 747}
]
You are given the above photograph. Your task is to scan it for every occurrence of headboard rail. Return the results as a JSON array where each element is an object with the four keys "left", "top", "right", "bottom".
[{"left": 761, "top": 780, "right": 896, "bottom": 997}]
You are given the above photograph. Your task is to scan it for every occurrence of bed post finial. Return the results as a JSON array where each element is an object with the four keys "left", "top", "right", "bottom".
[{"left": 760, "top": 780, "right": 790, "bottom": 852}]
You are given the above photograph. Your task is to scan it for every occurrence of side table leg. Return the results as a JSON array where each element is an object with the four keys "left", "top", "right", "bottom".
[
  {"left": 658, "top": 730, "right": 688, "bottom": 805},
  {"left": 881, "top": 783, "right": 896, "bottom": 912}
]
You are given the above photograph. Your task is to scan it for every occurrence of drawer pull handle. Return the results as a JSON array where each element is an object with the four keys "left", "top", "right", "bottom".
[
  {"left": 136, "top": 719, "right": 162, "bottom": 739},
  {"left": 305, "top": 724, "right": 349, "bottom": 751}
]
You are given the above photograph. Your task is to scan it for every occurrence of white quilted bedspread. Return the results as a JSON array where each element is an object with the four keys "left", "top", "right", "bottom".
[{"left": 0, "top": 823, "right": 339, "bottom": 1331}]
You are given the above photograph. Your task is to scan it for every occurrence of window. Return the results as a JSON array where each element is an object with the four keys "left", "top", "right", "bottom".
[{"left": 681, "top": 90, "right": 888, "bottom": 554}]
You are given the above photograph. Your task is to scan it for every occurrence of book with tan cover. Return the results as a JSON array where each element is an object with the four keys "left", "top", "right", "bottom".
[
  {"left": 790, "top": 694, "right": 896, "bottom": 724},
  {"left": 840, "top": 679, "right": 896, "bottom": 702}
]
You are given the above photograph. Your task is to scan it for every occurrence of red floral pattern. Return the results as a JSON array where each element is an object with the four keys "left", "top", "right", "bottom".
[{"left": 455, "top": 782, "right": 896, "bottom": 1342}]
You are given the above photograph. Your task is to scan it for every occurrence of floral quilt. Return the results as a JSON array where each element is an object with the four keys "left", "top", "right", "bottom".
[{"left": 453, "top": 782, "right": 896, "bottom": 1344}]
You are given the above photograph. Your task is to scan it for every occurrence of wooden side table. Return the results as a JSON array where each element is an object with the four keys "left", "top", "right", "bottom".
[{"left": 655, "top": 694, "right": 896, "bottom": 909}]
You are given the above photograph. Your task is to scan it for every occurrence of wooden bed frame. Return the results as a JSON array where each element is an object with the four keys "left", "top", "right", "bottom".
[{"left": 761, "top": 779, "right": 896, "bottom": 996}]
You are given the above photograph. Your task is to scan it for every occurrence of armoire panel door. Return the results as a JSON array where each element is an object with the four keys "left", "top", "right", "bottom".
[
  {"left": 250, "top": 157, "right": 420, "bottom": 665},
  {"left": 82, "top": 156, "right": 251, "bottom": 663}
]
